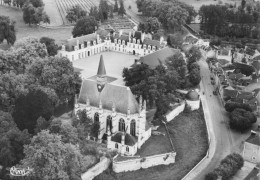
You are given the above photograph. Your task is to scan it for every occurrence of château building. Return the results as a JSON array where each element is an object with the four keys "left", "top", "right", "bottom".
[
  {"left": 74, "top": 55, "right": 152, "bottom": 156},
  {"left": 58, "top": 30, "right": 167, "bottom": 62}
]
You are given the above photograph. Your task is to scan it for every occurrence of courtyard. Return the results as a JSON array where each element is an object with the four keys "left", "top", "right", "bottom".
[{"left": 73, "top": 51, "right": 138, "bottom": 83}]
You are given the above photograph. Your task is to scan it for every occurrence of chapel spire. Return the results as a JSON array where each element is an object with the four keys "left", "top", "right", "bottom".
[{"left": 96, "top": 55, "right": 107, "bottom": 92}]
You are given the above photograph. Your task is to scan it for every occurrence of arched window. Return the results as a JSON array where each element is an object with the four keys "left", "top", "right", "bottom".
[
  {"left": 130, "top": 120, "right": 136, "bottom": 136},
  {"left": 106, "top": 115, "right": 112, "bottom": 133},
  {"left": 94, "top": 112, "right": 99, "bottom": 122},
  {"left": 115, "top": 143, "right": 118, "bottom": 149},
  {"left": 118, "top": 118, "right": 125, "bottom": 132},
  {"left": 126, "top": 146, "right": 129, "bottom": 152}
]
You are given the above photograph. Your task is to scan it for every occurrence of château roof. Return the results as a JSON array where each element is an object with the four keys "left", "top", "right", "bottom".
[
  {"left": 246, "top": 132, "right": 260, "bottom": 146},
  {"left": 97, "top": 55, "right": 106, "bottom": 76},
  {"left": 140, "top": 47, "right": 179, "bottom": 69},
  {"left": 78, "top": 79, "right": 139, "bottom": 114},
  {"left": 65, "top": 33, "right": 97, "bottom": 51},
  {"left": 143, "top": 38, "right": 161, "bottom": 48}
]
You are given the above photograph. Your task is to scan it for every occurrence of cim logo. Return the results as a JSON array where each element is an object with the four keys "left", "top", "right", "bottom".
[{"left": 10, "top": 166, "right": 33, "bottom": 176}]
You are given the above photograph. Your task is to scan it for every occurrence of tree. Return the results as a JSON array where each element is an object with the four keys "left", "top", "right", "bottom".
[
  {"left": 66, "top": 5, "right": 87, "bottom": 23},
  {"left": 34, "top": 116, "right": 49, "bottom": 134},
  {"left": 3, "top": 0, "right": 11, "bottom": 5},
  {"left": 189, "top": 68, "right": 201, "bottom": 86},
  {"left": 40, "top": 37, "right": 59, "bottom": 56},
  {"left": 27, "top": 56, "right": 82, "bottom": 103},
  {"left": 89, "top": 6, "right": 99, "bottom": 21},
  {"left": 29, "top": 0, "right": 44, "bottom": 8},
  {"left": 22, "top": 2, "right": 49, "bottom": 25},
  {"left": 224, "top": 101, "right": 252, "bottom": 112},
  {"left": 205, "top": 172, "right": 218, "bottom": 180},
  {"left": 99, "top": 0, "right": 109, "bottom": 21},
  {"left": 188, "top": 62, "right": 200, "bottom": 72},
  {"left": 13, "top": 87, "right": 56, "bottom": 134},
  {"left": 0, "top": 16, "right": 16, "bottom": 45},
  {"left": 186, "top": 46, "right": 202, "bottom": 71},
  {"left": 114, "top": 0, "right": 119, "bottom": 12},
  {"left": 21, "top": 130, "right": 92, "bottom": 180},
  {"left": 167, "top": 33, "right": 183, "bottom": 48},
  {"left": 72, "top": 16, "right": 98, "bottom": 37},
  {"left": 0, "top": 111, "right": 31, "bottom": 178},
  {"left": 229, "top": 108, "right": 257, "bottom": 132},
  {"left": 138, "top": 17, "right": 161, "bottom": 33},
  {"left": 166, "top": 52, "right": 187, "bottom": 80},
  {"left": 13, "top": 0, "right": 26, "bottom": 8},
  {"left": 118, "top": 0, "right": 126, "bottom": 16}
]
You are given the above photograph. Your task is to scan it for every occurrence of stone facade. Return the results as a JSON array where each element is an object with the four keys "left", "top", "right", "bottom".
[
  {"left": 58, "top": 31, "right": 166, "bottom": 62},
  {"left": 243, "top": 130, "right": 260, "bottom": 164}
]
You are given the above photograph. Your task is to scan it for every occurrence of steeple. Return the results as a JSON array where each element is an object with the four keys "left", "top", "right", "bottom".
[
  {"left": 97, "top": 55, "right": 106, "bottom": 76},
  {"left": 97, "top": 55, "right": 107, "bottom": 92}
]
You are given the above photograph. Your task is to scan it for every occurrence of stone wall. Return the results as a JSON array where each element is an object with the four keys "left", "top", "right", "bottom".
[
  {"left": 166, "top": 102, "right": 185, "bottom": 122},
  {"left": 113, "top": 152, "right": 176, "bottom": 173},
  {"left": 81, "top": 157, "right": 111, "bottom": 180}
]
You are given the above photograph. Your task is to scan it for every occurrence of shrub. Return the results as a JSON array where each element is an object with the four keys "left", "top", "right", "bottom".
[
  {"left": 229, "top": 108, "right": 257, "bottom": 131},
  {"left": 205, "top": 171, "right": 218, "bottom": 180},
  {"left": 224, "top": 102, "right": 252, "bottom": 112}
]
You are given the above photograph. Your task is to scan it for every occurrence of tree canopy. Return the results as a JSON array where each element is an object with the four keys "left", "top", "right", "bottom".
[
  {"left": 72, "top": 16, "right": 98, "bottom": 37},
  {"left": 118, "top": 0, "right": 126, "bottom": 16},
  {"left": 66, "top": 5, "right": 87, "bottom": 23},
  {"left": 0, "top": 16, "right": 16, "bottom": 45},
  {"left": 229, "top": 108, "right": 257, "bottom": 132},
  {"left": 138, "top": 17, "right": 161, "bottom": 34},
  {"left": 40, "top": 37, "right": 59, "bottom": 56}
]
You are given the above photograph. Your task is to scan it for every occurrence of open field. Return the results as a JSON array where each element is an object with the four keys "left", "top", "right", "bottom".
[
  {"left": 95, "top": 107, "right": 209, "bottom": 180},
  {"left": 179, "top": 0, "right": 241, "bottom": 11},
  {"left": 73, "top": 51, "right": 138, "bottom": 80},
  {"left": 0, "top": 6, "right": 72, "bottom": 50}
]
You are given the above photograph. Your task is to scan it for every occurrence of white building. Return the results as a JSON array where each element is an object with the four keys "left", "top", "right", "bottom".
[
  {"left": 74, "top": 55, "right": 152, "bottom": 156},
  {"left": 58, "top": 30, "right": 167, "bottom": 62}
]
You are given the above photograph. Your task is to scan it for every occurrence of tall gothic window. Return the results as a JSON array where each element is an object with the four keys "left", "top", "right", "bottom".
[
  {"left": 119, "top": 118, "right": 125, "bottom": 132},
  {"left": 130, "top": 120, "right": 136, "bottom": 136},
  {"left": 94, "top": 112, "right": 99, "bottom": 122},
  {"left": 106, "top": 115, "right": 112, "bottom": 133}
]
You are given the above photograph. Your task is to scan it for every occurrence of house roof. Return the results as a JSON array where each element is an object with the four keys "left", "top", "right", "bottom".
[
  {"left": 217, "top": 59, "right": 230, "bottom": 66},
  {"left": 78, "top": 79, "right": 139, "bottom": 114},
  {"left": 223, "top": 88, "right": 238, "bottom": 98},
  {"left": 252, "top": 60, "right": 260, "bottom": 71},
  {"left": 143, "top": 38, "right": 160, "bottom": 48},
  {"left": 228, "top": 73, "right": 244, "bottom": 81},
  {"left": 246, "top": 131, "right": 260, "bottom": 146},
  {"left": 140, "top": 48, "right": 179, "bottom": 69},
  {"left": 253, "top": 55, "right": 260, "bottom": 60},
  {"left": 111, "top": 132, "right": 137, "bottom": 146},
  {"left": 244, "top": 82, "right": 260, "bottom": 92},
  {"left": 244, "top": 167, "right": 259, "bottom": 180}
]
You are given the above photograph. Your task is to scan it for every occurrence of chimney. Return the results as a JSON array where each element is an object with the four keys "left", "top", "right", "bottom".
[
  {"left": 139, "top": 96, "right": 143, "bottom": 113},
  {"left": 119, "top": 30, "right": 123, "bottom": 37},
  {"left": 143, "top": 100, "right": 146, "bottom": 111},
  {"left": 86, "top": 96, "right": 90, "bottom": 106},
  {"left": 129, "top": 31, "right": 132, "bottom": 41},
  {"left": 141, "top": 32, "right": 145, "bottom": 42},
  {"left": 160, "top": 36, "right": 164, "bottom": 44},
  {"left": 112, "top": 102, "right": 116, "bottom": 113},
  {"left": 76, "top": 40, "right": 79, "bottom": 47},
  {"left": 99, "top": 99, "right": 102, "bottom": 110}
]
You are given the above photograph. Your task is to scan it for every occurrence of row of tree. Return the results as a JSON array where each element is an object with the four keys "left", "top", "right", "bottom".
[
  {"left": 199, "top": 3, "right": 260, "bottom": 38},
  {"left": 123, "top": 46, "right": 202, "bottom": 118},
  {"left": 224, "top": 101, "right": 257, "bottom": 132},
  {"left": 136, "top": 0, "right": 196, "bottom": 32},
  {"left": 205, "top": 153, "right": 244, "bottom": 180},
  {"left": 0, "top": 107, "right": 110, "bottom": 179},
  {"left": 0, "top": 37, "right": 81, "bottom": 134},
  {"left": 66, "top": 0, "right": 126, "bottom": 23}
]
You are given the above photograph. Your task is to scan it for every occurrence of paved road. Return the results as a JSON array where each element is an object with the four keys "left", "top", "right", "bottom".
[{"left": 192, "top": 54, "right": 251, "bottom": 179}]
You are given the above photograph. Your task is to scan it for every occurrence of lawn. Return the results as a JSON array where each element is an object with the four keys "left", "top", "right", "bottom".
[
  {"left": 95, "top": 107, "right": 209, "bottom": 180},
  {"left": 73, "top": 51, "right": 138, "bottom": 80},
  {"left": 0, "top": 5, "right": 72, "bottom": 50}
]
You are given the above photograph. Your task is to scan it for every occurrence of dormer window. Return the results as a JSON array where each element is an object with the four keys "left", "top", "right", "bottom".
[
  {"left": 122, "top": 40, "right": 125, "bottom": 45},
  {"left": 118, "top": 40, "right": 121, "bottom": 44},
  {"left": 133, "top": 38, "right": 136, "bottom": 43},
  {"left": 137, "top": 40, "right": 140, "bottom": 44}
]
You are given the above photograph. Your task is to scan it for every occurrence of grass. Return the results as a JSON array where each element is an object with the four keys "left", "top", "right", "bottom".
[
  {"left": 95, "top": 107, "right": 209, "bottom": 180},
  {"left": 0, "top": 5, "right": 72, "bottom": 50}
]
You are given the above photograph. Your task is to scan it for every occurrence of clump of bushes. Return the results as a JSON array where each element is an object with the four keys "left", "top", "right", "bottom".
[
  {"left": 224, "top": 102, "right": 252, "bottom": 112},
  {"left": 205, "top": 153, "right": 244, "bottom": 180}
]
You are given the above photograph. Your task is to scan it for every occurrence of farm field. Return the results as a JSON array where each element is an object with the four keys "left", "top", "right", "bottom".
[
  {"left": 95, "top": 108, "right": 209, "bottom": 180},
  {"left": 42, "top": 0, "right": 63, "bottom": 26},
  {"left": 55, "top": 0, "right": 96, "bottom": 24},
  {"left": 0, "top": 6, "right": 72, "bottom": 50}
]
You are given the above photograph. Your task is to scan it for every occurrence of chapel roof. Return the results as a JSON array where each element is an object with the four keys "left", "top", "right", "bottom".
[
  {"left": 78, "top": 80, "right": 139, "bottom": 114},
  {"left": 97, "top": 55, "right": 106, "bottom": 76}
]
